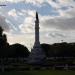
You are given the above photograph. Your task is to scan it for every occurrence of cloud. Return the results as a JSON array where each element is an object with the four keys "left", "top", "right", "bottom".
[
  {"left": 41, "top": 16, "right": 75, "bottom": 31},
  {"left": 0, "top": 0, "right": 24, "bottom": 3},
  {"left": 48, "top": 32, "right": 66, "bottom": 38},
  {"left": 58, "top": 0, "right": 74, "bottom": 4},
  {"left": 8, "top": 9, "right": 19, "bottom": 20},
  {"left": 0, "top": 0, "right": 45, "bottom": 5},
  {"left": 27, "top": 10, "right": 35, "bottom": 17},
  {"left": 0, "top": 0, "right": 75, "bottom": 50},
  {"left": 19, "top": 16, "right": 35, "bottom": 33},
  {"left": 46, "top": 31, "right": 67, "bottom": 38},
  {"left": 12, "top": 7, "right": 75, "bottom": 34},
  {"left": 7, "top": 33, "right": 34, "bottom": 50},
  {"left": 8, "top": 9, "right": 17, "bottom": 16},
  {"left": 64, "top": 8, "right": 75, "bottom": 18},
  {"left": 25, "top": 0, "right": 45, "bottom": 7},
  {"left": 5, "top": 1, "right": 75, "bottom": 34},
  {"left": 18, "top": 10, "right": 35, "bottom": 33},
  {"left": 0, "top": 0, "right": 74, "bottom": 7},
  {"left": 19, "top": 24, "right": 33, "bottom": 33},
  {"left": 0, "top": 15, "right": 9, "bottom": 31}
]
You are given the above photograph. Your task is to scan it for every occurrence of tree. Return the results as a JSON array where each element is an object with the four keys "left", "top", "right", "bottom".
[
  {"left": 0, "top": 26, "right": 9, "bottom": 57},
  {"left": 8, "top": 43, "right": 30, "bottom": 58},
  {"left": 41, "top": 43, "right": 54, "bottom": 57}
]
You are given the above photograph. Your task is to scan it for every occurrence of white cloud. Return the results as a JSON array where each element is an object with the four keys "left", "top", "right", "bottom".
[
  {"left": 27, "top": 10, "right": 35, "bottom": 17},
  {"left": 19, "top": 24, "right": 33, "bottom": 33},
  {"left": 25, "top": 0, "right": 45, "bottom": 6},
  {"left": 0, "top": 0, "right": 45, "bottom": 4},
  {"left": 19, "top": 7, "right": 75, "bottom": 34},
  {"left": 8, "top": 9, "right": 18, "bottom": 20},
  {"left": 0, "top": 0, "right": 74, "bottom": 6},
  {"left": 7, "top": 33, "right": 34, "bottom": 50},
  {"left": 0, "top": 0, "right": 24, "bottom": 3},
  {"left": 24, "top": 17, "right": 34, "bottom": 24},
  {"left": 8, "top": 9, "right": 17, "bottom": 16},
  {"left": 59, "top": 0, "right": 74, "bottom": 4},
  {"left": 4, "top": 0, "right": 72, "bottom": 4},
  {"left": 19, "top": 16, "right": 34, "bottom": 33},
  {"left": 21, "top": 10, "right": 36, "bottom": 17},
  {"left": 18, "top": 10, "right": 36, "bottom": 33}
]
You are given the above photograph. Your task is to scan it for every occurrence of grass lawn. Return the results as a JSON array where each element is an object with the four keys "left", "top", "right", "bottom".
[{"left": 0, "top": 70, "right": 75, "bottom": 75}]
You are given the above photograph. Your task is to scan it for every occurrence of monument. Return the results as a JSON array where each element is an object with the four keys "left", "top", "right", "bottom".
[{"left": 28, "top": 12, "right": 46, "bottom": 64}]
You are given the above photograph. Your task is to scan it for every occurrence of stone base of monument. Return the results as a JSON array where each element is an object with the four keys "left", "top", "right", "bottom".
[{"left": 27, "top": 46, "right": 46, "bottom": 65}]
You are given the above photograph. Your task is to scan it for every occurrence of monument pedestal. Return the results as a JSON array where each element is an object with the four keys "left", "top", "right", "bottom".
[{"left": 28, "top": 43, "right": 45, "bottom": 64}]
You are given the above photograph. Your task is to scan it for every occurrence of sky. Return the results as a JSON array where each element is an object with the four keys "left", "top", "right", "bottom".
[{"left": 0, "top": 0, "right": 75, "bottom": 50}]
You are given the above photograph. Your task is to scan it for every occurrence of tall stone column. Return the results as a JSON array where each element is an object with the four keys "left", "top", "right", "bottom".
[
  {"left": 34, "top": 12, "right": 40, "bottom": 47},
  {"left": 28, "top": 12, "right": 45, "bottom": 64},
  {"left": 35, "top": 12, "right": 39, "bottom": 43}
]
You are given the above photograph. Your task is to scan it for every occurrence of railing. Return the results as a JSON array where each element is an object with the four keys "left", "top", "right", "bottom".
[
  {"left": 47, "top": 57, "right": 75, "bottom": 60},
  {"left": 0, "top": 57, "right": 75, "bottom": 71}
]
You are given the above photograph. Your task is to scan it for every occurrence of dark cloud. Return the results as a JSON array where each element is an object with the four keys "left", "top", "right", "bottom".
[
  {"left": 47, "top": 31, "right": 66, "bottom": 38},
  {"left": 0, "top": 16, "right": 9, "bottom": 31},
  {"left": 41, "top": 17, "right": 75, "bottom": 30}
]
